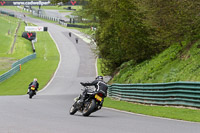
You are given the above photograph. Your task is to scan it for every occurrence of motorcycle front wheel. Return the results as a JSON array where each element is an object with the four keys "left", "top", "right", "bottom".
[
  {"left": 82, "top": 99, "right": 96, "bottom": 116},
  {"left": 69, "top": 105, "right": 78, "bottom": 115}
]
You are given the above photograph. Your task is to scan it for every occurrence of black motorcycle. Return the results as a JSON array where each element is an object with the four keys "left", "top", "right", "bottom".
[
  {"left": 69, "top": 85, "right": 106, "bottom": 116},
  {"left": 28, "top": 85, "right": 36, "bottom": 99}
]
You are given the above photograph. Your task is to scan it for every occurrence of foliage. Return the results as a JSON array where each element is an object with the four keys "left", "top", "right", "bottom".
[
  {"left": 86, "top": 0, "right": 158, "bottom": 75},
  {"left": 53, "top": 0, "right": 200, "bottom": 77},
  {"left": 142, "top": 0, "right": 200, "bottom": 47},
  {"left": 111, "top": 41, "right": 200, "bottom": 83},
  {"left": 81, "top": 0, "right": 200, "bottom": 76}
]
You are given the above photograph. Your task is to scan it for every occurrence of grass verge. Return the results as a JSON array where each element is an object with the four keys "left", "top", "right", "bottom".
[
  {"left": 0, "top": 15, "right": 32, "bottom": 75},
  {"left": 111, "top": 42, "right": 200, "bottom": 83},
  {"left": 96, "top": 44, "right": 200, "bottom": 122},
  {"left": 104, "top": 97, "right": 200, "bottom": 122},
  {"left": 0, "top": 32, "right": 59, "bottom": 95}
]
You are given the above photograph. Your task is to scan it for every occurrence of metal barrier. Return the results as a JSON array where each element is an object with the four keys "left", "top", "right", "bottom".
[
  {"left": 12, "top": 53, "right": 36, "bottom": 68},
  {"left": 0, "top": 10, "right": 15, "bottom": 17},
  {"left": 0, "top": 65, "right": 20, "bottom": 82},
  {"left": 108, "top": 82, "right": 200, "bottom": 108},
  {"left": 0, "top": 53, "right": 36, "bottom": 82},
  {"left": 0, "top": 9, "right": 37, "bottom": 82}
]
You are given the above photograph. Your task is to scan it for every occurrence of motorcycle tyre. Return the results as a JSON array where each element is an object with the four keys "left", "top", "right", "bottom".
[
  {"left": 82, "top": 99, "right": 96, "bottom": 116},
  {"left": 69, "top": 105, "right": 78, "bottom": 115},
  {"left": 29, "top": 91, "right": 34, "bottom": 99}
]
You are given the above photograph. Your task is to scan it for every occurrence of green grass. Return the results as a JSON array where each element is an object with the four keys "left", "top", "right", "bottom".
[
  {"left": 97, "top": 58, "right": 104, "bottom": 76},
  {"left": 104, "top": 97, "right": 200, "bottom": 122},
  {"left": 0, "top": 16, "right": 32, "bottom": 59},
  {"left": 0, "top": 32, "right": 60, "bottom": 95},
  {"left": 96, "top": 42, "right": 200, "bottom": 122},
  {"left": 59, "top": 10, "right": 72, "bottom": 13},
  {"left": 10, "top": 22, "right": 33, "bottom": 59},
  {"left": 33, "top": 5, "right": 82, "bottom": 11},
  {"left": 0, "top": 15, "right": 30, "bottom": 75},
  {"left": 0, "top": 15, "right": 18, "bottom": 55},
  {"left": 111, "top": 42, "right": 200, "bottom": 84},
  {"left": 0, "top": 10, "right": 59, "bottom": 95}
]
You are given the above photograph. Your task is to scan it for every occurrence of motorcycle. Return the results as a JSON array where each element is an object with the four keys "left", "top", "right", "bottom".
[
  {"left": 69, "top": 85, "right": 106, "bottom": 116},
  {"left": 28, "top": 85, "right": 36, "bottom": 99}
]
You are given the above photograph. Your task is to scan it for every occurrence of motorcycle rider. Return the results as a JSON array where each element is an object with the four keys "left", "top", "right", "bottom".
[
  {"left": 27, "top": 78, "right": 39, "bottom": 94},
  {"left": 79, "top": 76, "right": 108, "bottom": 106}
]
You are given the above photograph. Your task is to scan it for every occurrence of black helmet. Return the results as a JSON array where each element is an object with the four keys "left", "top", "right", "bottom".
[{"left": 96, "top": 76, "right": 103, "bottom": 80}]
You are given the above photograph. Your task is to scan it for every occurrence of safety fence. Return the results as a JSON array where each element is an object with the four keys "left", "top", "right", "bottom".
[
  {"left": 37, "top": 14, "right": 60, "bottom": 22},
  {"left": 30, "top": 8, "right": 91, "bottom": 29},
  {"left": 108, "top": 82, "right": 200, "bottom": 108},
  {"left": 12, "top": 53, "right": 36, "bottom": 68},
  {"left": 0, "top": 65, "right": 20, "bottom": 82},
  {"left": 0, "top": 53, "right": 36, "bottom": 82},
  {"left": 0, "top": 10, "right": 15, "bottom": 17}
]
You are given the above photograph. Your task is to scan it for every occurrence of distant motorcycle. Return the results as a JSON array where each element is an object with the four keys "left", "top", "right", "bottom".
[
  {"left": 28, "top": 85, "right": 36, "bottom": 99},
  {"left": 69, "top": 85, "right": 106, "bottom": 116}
]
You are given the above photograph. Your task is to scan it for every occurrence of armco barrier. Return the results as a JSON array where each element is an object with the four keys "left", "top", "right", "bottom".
[
  {"left": 0, "top": 10, "right": 36, "bottom": 82},
  {"left": 0, "top": 53, "right": 36, "bottom": 82},
  {"left": 0, "top": 10, "right": 15, "bottom": 17},
  {"left": 12, "top": 53, "right": 36, "bottom": 68},
  {"left": 108, "top": 82, "right": 200, "bottom": 108},
  {"left": 67, "top": 24, "right": 90, "bottom": 29},
  {"left": 0, "top": 65, "right": 20, "bottom": 82}
]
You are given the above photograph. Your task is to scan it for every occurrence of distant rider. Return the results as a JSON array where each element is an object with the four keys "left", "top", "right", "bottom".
[
  {"left": 79, "top": 76, "right": 108, "bottom": 105},
  {"left": 27, "top": 78, "right": 39, "bottom": 94}
]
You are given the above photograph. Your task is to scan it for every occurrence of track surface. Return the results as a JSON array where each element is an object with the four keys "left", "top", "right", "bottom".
[{"left": 0, "top": 9, "right": 200, "bottom": 133}]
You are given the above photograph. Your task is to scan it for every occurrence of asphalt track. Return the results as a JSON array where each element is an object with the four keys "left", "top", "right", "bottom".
[
  {"left": 43, "top": 9, "right": 71, "bottom": 22},
  {"left": 0, "top": 9, "right": 200, "bottom": 133}
]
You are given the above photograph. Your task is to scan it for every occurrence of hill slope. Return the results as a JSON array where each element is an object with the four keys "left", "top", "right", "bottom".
[{"left": 111, "top": 41, "right": 200, "bottom": 83}]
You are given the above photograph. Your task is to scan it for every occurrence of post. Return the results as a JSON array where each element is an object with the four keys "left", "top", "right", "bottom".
[
  {"left": 19, "top": 64, "right": 21, "bottom": 71},
  {"left": 70, "top": 18, "right": 72, "bottom": 23}
]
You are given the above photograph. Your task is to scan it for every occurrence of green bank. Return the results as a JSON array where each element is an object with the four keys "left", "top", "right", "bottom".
[{"left": 0, "top": 15, "right": 59, "bottom": 95}]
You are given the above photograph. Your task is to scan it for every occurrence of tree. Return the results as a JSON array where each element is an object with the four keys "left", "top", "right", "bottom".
[
  {"left": 53, "top": 0, "right": 200, "bottom": 75},
  {"left": 86, "top": 0, "right": 158, "bottom": 74},
  {"left": 143, "top": 0, "right": 200, "bottom": 47}
]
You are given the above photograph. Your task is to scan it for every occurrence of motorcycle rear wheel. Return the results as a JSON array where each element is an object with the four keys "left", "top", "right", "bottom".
[
  {"left": 82, "top": 99, "right": 96, "bottom": 116},
  {"left": 29, "top": 91, "right": 34, "bottom": 99}
]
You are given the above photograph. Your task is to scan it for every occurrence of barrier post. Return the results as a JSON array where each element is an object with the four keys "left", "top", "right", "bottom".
[{"left": 19, "top": 64, "right": 21, "bottom": 71}]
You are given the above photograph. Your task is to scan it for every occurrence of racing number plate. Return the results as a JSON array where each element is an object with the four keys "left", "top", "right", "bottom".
[
  {"left": 95, "top": 94, "right": 102, "bottom": 101},
  {"left": 31, "top": 87, "right": 35, "bottom": 90}
]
